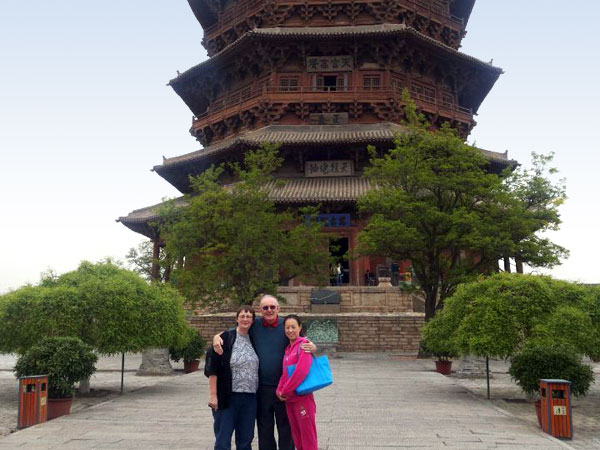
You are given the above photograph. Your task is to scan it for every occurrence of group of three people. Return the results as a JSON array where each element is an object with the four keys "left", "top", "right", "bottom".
[{"left": 205, "top": 294, "right": 319, "bottom": 450}]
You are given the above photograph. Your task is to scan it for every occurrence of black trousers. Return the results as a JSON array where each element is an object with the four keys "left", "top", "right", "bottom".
[{"left": 256, "top": 385, "right": 294, "bottom": 450}]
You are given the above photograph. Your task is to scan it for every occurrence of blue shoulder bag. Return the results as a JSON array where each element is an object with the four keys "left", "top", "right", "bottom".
[{"left": 286, "top": 353, "right": 333, "bottom": 395}]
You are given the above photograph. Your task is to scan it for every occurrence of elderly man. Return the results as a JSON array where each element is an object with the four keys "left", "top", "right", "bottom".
[{"left": 213, "top": 294, "right": 315, "bottom": 450}]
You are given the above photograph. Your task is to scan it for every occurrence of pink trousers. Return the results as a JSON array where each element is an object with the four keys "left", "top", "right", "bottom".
[{"left": 285, "top": 395, "right": 318, "bottom": 450}]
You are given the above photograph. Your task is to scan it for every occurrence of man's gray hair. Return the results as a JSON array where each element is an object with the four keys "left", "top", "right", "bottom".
[{"left": 259, "top": 294, "right": 279, "bottom": 305}]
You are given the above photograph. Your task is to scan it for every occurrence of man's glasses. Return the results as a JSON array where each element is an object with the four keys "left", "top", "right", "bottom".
[{"left": 262, "top": 305, "right": 277, "bottom": 311}]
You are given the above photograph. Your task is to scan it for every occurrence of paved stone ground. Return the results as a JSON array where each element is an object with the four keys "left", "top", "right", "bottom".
[
  {"left": 0, "top": 353, "right": 184, "bottom": 438},
  {"left": 0, "top": 353, "right": 586, "bottom": 449},
  {"left": 450, "top": 358, "right": 600, "bottom": 450}
]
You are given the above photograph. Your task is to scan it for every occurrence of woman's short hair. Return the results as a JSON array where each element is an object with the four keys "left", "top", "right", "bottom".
[
  {"left": 283, "top": 314, "right": 306, "bottom": 337},
  {"left": 236, "top": 305, "right": 256, "bottom": 321}
]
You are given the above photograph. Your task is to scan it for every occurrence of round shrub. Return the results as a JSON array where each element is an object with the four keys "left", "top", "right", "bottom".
[
  {"left": 508, "top": 344, "right": 594, "bottom": 397},
  {"left": 421, "top": 311, "right": 458, "bottom": 361},
  {"left": 169, "top": 328, "right": 206, "bottom": 363},
  {"left": 14, "top": 337, "right": 98, "bottom": 398}
]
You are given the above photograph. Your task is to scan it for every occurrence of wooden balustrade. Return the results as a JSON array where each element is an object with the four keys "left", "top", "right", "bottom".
[
  {"left": 204, "top": 0, "right": 463, "bottom": 38},
  {"left": 193, "top": 85, "right": 472, "bottom": 125}
]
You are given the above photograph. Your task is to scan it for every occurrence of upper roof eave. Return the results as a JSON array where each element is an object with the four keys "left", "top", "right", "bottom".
[
  {"left": 168, "top": 24, "right": 502, "bottom": 87},
  {"left": 451, "top": 0, "right": 476, "bottom": 26}
]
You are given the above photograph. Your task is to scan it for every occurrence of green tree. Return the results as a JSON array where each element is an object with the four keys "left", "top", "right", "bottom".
[
  {"left": 158, "top": 144, "right": 329, "bottom": 307},
  {"left": 125, "top": 240, "right": 173, "bottom": 282},
  {"left": 426, "top": 273, "right": 597, "bottom": 360},
  {"left": 0, "top": 261, "right": 188, "bottom": 355},
  {"left": 358, "top": 99, "right": 567, "bottom": 320}
]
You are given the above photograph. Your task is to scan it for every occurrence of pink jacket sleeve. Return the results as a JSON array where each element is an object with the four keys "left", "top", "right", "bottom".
[{"left": 279, "top": 350, "right": 313, "bottom": 397}]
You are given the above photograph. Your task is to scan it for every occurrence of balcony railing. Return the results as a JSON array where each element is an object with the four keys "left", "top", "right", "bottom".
[
  {"left": 194, "top": 85, "right": 472, "bottom": 123},
  {"left": 205, "top": 0, "right": 463, "bottom": 38}
]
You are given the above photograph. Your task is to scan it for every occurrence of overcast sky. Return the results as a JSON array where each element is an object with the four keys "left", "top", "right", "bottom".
[{"left": 1, "top": 1, "right": 599, "bottom": 293}]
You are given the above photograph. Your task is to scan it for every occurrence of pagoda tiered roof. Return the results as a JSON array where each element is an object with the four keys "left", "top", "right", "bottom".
[
  {"left": 170, "top": 23, "right": 500, "bottom": 86},
  {"left": 152, "top": 123, "right": 514, "bottom": 192}
]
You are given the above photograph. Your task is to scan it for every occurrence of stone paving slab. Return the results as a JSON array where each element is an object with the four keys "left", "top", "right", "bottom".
[{"left": 0, "top": 356, "right": 577, "bottom": 450}]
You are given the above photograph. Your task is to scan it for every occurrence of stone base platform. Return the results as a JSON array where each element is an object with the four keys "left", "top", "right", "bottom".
[{"left": 191, "top": 312, "right": 424, "bottom": 353}]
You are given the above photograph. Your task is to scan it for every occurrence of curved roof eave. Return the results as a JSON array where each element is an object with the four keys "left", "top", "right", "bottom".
[{"left": 168, "top": 24, "right": 502, "bottom": 87}]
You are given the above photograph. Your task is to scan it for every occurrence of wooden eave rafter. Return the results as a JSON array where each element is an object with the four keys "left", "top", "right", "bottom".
[
  {"left": 169, "top": 24, "right": 501, "bottom": 87},
  {"left": 187, "top": 0, "right": 220, "bottom": 28},
  {"left": 450, "top": 0, "right": 476, "bottom": 26}
]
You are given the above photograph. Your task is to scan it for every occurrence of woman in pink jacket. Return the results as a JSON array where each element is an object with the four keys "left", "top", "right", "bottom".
[{"left": 276, "top": 315, "right": 318, "bottom": 450}]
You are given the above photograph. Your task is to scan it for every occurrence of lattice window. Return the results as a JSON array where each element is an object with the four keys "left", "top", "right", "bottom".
[
  {"left": 363, "top": 75, "right": 381, "bottom": 91},
  {"left": 441, "top": 91, "right": 455, "bottom": 109},
  {"left": 410, "top": 82, "right": 436, "bottom": 103},
  {"left": 391, "top": 76, "right": 405, "bottom": 94},
  {"left": 280, "top": 77, "right": 300, "bottom": 92}
]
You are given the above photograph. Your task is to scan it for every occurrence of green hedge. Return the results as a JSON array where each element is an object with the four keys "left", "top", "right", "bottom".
[{"left": 14, "top": 337, "right": 98, "bottom": 398}]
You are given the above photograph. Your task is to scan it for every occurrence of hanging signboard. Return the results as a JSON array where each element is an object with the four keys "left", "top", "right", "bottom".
[
  {"left": 305, "top": 160, "right": 354, "bottom": 177},
  {"left": 306, "top": 55, "right": 354, "bottom": 72}
]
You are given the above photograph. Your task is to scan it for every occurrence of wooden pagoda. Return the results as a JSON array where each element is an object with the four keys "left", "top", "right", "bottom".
[{"left": 119, "top": 0, "right": 511, "bottom": 287}]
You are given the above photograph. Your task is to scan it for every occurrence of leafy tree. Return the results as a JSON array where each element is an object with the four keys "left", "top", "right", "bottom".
[
  {"left": 158, "top": 144, "right": 329, "bottom": 307},
  {"left": 501, "top": 152, "right": 568, "bottom": 271},
  {"left": 0, "top": 261, "right": 189, "bottom": 355},
  {"left": 358, "top": 98, "right": 567, "bottom": 320},
  {"left": 425, "top": 273, "right": 597, "bottom": 360},
  {"left": 125, "top": 240, "right": 173, "bottom": 282}
]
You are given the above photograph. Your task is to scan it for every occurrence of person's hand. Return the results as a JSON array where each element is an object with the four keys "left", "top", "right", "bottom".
[
  {"left": 208, "top": 395, "right": 218, "bottom": 411},
  {"left": 301, "top": 339, "right": 317, "bottom": 354},
  {"left": 213, "top": 334, "right": 224, "bottom": 355},
  {"left": 276, "top": 391, "right": 287, "bottom": 401}
]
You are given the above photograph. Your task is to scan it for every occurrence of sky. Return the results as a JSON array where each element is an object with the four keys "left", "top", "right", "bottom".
[{"left": 1, "top": 1, "right": 599, "bottom": 293}]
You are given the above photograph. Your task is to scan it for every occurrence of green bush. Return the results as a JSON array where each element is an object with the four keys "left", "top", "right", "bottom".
[
  {"left": 0, "top": 261, "right": 189, "bottom": 355},
  {"left": 440, "top": 273, "right": 598, "bottom": 360},
  {"left": 14, "top": 337, "right": 98, "bottom": 398},
  {"left": 508, "top": 344, "right": 594, "bottom": 397},
  {"left": 421, "top": 310, "right": 458, "bottom": 361},
  {"left": 169, "top": 328, "right": 206, "bottom": 363}
]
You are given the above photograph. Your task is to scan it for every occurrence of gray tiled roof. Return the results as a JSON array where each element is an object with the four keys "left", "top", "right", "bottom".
[
  {"left": 155, "top": 123, "right": 513, "bottom": 171},
  {"left": 118, "top": 176, "right": 370, "bottom": 226},
  {"left": 155, "top": 123, "right": 408, "bottom": 170},
  {"left": 169, "top": 24, "right": 501, "bottom": 85},
  {"left": 266, "top": 176, "right": 371, "bottom": 203}
]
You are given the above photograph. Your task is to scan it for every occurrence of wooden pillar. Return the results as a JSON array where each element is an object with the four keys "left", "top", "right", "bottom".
[{"left": 151, "top": 240, "right": 160, "bottom": 281}]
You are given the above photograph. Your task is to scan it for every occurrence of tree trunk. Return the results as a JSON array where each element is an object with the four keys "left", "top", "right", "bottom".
[
  {"left": 151, "top": 240, "right": 160, "bottom": 281},
  {"left": 424, "top": 290, "right": 437, "bottom": 321},
  {"left": 515, "top": 258, "right": 524, "bottom": 274},
  {"left": 503, "top": 256, "right": 511, "bottom": 273}
]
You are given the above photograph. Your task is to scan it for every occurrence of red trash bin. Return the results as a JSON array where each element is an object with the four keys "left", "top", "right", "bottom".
[
  {"left": 539, "top": 379, "right": 573, "bottom": 439},
  {"left": 17, "top": 375, "right": 48, "bottom": 429}
]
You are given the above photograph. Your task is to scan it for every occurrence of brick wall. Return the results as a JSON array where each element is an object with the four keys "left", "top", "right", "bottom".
[
  {"left": 277, "top": 286, "right": 414, "bottom": 313},
  {"left": 190, "top": 312, "right": 424, "bottom": 354}
]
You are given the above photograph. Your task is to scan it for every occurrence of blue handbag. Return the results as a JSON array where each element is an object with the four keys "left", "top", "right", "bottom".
[{"left": 286, "top": 354, "right": 333, "bottom": 395}]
